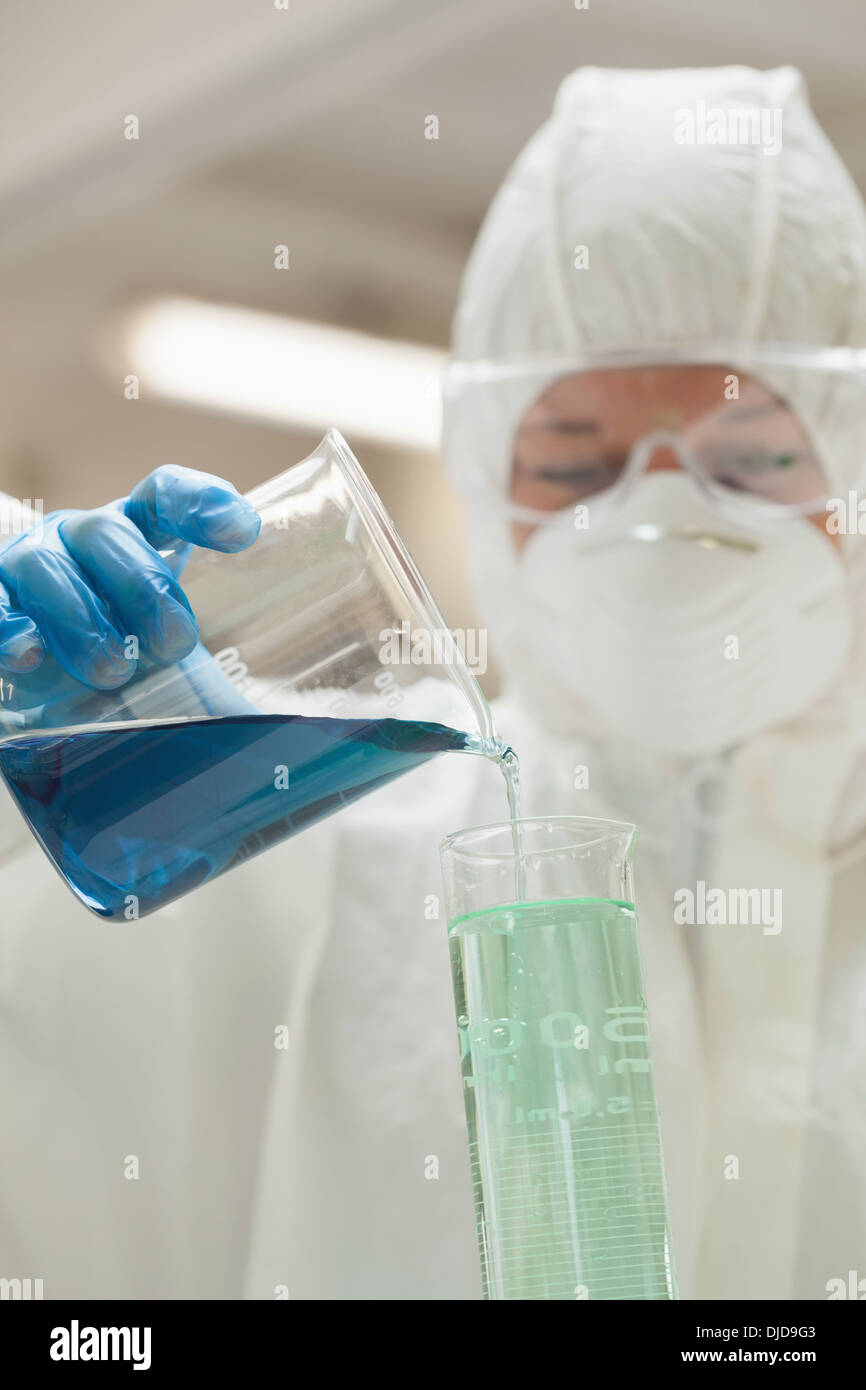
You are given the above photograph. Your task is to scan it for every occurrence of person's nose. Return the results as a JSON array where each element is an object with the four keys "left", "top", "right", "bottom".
[{"left": 643, "top": 443, "right": 683, "bottom": 473}]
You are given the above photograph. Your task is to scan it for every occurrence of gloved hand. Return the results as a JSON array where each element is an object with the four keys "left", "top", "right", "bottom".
[{"left": 0, "top": 466, "right": 261, "bottom": 691}]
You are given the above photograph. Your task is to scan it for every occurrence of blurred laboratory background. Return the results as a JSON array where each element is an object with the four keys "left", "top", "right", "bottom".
[{"left": 1, "top": 0, "right": 865, "bottom": 695}]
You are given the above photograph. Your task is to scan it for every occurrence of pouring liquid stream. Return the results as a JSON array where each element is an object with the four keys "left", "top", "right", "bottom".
[
  {"left": 466, "top": 733, "right": 525, "bottom": 899},
  {"left": 500, "top": 746, "right": 525, "bottom": 899}
]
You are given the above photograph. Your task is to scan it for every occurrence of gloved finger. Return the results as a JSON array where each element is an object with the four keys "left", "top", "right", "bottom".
[
  {"left": 0, "top": 542, "right": 133, "bottom": 690},
  {"left": 59, "top": 509, "right": 199, "bottom": 666},
  {"left": 0, "top": 576, "right": 46, "bottom": 673},
  {"left": 124, "top": 465, "right": 261, "bottom": 553}
]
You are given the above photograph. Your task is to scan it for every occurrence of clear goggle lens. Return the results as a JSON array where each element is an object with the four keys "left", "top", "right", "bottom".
[{"left": 443, "top": 348, "right": 866, "bottom": 523}]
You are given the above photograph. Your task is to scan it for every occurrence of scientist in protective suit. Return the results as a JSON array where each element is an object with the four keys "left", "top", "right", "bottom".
[{"left": 1, "top": 65, "right": 865, "bottom": 1301}]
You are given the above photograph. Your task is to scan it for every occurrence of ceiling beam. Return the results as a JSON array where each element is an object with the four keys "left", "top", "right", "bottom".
[{"left": 0, "top": 0, "right": 530, "bottom": 263}]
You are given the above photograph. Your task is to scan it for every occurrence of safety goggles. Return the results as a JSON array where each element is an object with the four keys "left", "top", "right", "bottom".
[{"left": 443, "top": 344, "right": 866, "bottom": 524}]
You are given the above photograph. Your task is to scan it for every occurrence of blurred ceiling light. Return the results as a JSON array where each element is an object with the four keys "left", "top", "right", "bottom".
[{"left": 123, "top": 297, "right": 445, "bottom": 450}]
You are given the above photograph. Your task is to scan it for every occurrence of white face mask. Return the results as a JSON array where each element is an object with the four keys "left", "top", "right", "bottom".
[{"left": 517, "top": 473, "right": 851, "bottom": 756}]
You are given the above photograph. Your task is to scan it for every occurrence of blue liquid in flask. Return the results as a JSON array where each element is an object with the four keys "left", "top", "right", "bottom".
[{"left": 0, "top": 715, "right": 472, "bottom": 919}]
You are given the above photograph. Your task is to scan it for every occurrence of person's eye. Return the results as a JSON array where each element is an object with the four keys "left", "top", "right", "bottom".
[
  {"left": 534, "top": 461, "right": 620, "bottom": 486},
  {"left": 712, "top": 451, "right": 802, "bottom": 475}
]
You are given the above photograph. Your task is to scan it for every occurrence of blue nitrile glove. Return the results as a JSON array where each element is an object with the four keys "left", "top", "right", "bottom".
[{"left": 0, "top": 466, "right": 260, "bottom": 694}]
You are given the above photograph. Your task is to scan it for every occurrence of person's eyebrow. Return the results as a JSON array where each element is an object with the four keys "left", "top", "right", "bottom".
[
  {"left": 524, "top": 418, "right": 601, "bottom": 435},
  {"left": 721, "top": 402, "right": 784, "bottom": 424}
]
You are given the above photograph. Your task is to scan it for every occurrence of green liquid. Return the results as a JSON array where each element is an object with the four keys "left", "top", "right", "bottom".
[{"left": 449, "top": 898, "right": 677, "bottom": 1301}]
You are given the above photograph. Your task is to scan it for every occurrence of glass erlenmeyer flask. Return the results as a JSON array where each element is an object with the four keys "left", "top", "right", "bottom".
[
  {"left": 0, "top": 431, "right": 495, "bottom": 918},
  {"left": 440, "top": 815, "right": 678, "bottom": 1301}
]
